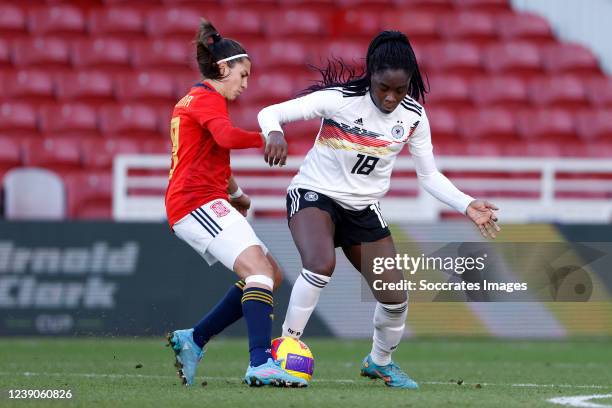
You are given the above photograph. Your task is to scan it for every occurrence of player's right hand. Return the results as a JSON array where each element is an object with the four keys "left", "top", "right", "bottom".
[{"left": 264, "top": 131, "right": 288, "bottom": 167}]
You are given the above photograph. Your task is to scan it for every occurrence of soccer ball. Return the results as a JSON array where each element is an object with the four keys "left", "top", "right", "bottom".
[{"left": 271, "top": 337, "right": 314, "bottom": 381}]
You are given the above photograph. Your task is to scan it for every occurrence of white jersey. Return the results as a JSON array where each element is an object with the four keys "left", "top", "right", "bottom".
[{"left": 258, "top": 87, "right": 473, "bottom": 213}]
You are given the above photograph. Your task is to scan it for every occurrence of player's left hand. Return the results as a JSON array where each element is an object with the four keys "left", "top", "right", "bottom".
[
  {"left": 230, "top": 193, "right": 251, "bottom": 217},
  {"left": 264, "top": 131, "right": 288, "bottom": 167},
  {"left": 466, "top": 200, "right": 500, "bottom": 239}
]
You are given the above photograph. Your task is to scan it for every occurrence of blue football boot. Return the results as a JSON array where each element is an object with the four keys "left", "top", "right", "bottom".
[
  {"left": 360, "top": 355, "right": 419, "bottom": 389},
  {"left": 244, "top": 358, "right": 308, "bottom": 388},
  {"left": 166, "top": 328, "right": 204, "bottom": 386}
]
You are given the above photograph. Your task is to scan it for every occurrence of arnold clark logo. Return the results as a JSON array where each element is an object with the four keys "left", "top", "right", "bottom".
[{"left": 0, "top": 241, "right": 139, "bottom": 309}]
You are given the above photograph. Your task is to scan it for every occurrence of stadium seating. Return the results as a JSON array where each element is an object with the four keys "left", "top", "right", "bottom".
[
  {"left": 496, "top": 12, "right": 555, "bottom": 45},
  {"left": 1, "top": 0, "right": 611, "bottom": 219},
  {"left": 0, "top": 4, "right": 27, "bottom": 38},
  {"left": 27, "top": 5, "right": 87, "bottom": 36},
  {"left": 55, "top": 71, "right": 115, "bottom": 104},
  {"left": 39, "top": 103, "right": 99, "bottom": 139},
  {"left": 23, "top": 138, "right": 83, "bottom": 173},
  {"left": 12, "top": 38, "right": 71, "bottom": 68},
  {"left": 63, "top": 170, "right": 112, "bottom": 219},
  {"left": 0, "top": 102, "right": 38, "bottom": 137},
  {"left": 89, "top": 7, "right": 146, "bottom": 37}
]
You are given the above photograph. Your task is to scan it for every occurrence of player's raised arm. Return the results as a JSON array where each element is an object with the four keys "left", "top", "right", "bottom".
[
  {"left": 408, "top": 112, "right": 500, "bottom": 239},
  {"left": 257, "top": 89, "right": 344, "bottom": 166}
]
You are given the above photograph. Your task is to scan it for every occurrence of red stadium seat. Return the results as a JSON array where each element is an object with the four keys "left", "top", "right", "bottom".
[
  {"left": 89, "top": 7, "right": 146, "bottom": 37},
  {"left": 145, "top": 8, "right": 211, "bottom": 38},
  {"left": 0, "top": 5, "right": 27, "bottom": 37},
  {"left": 82, "top": 138, "right": 142, "bottom": 169},
  {"left": 12, "top": 38, "right": 70, "bottom": 68},
  {"left": 99, "top": 104, "right": 160, "bottom": 138},
  {"left": 317, "top": 40, "right": 369, "bottom": 67},
  {"left": 516, "top": 108, "right": 577, "bottom": 143},
  {"left": 230, "top": 104, "right": 265, "bottom": 130},
  {"left": 425, "top": 75, "right": 471, "bottom": 110},
  {"left": 337, "top": 0, "right": 396, "bottom": 8},
  {"left": 423, "top": 42, "right": 483, "bottom": 76},
  {"left": 426, "top": 107, "right": 458, "bottom": 143},
  {"left": 541, "top": 43, "right": 601, "bottom": 76},
  {"left": 576, "top": 110, "right": 612, "bottom": 142},
  {"left": 264, "top": 9, "right": 330, "bottom": 39},
  {"left": 452, "top": 0, "right": 510, "bottom": 12},
  {"left": 334, "top": 9, "right": 382, "bottom": 38},
  {"left": 496, "top": 12, "right": 554, "bottom": 45},
  {"left": 241, "top": 73, "right": 314, "bottom": 105},
  {"left": 563, "top": 142, "right": 612, "bottom": 158},
  {"left": 0, "top": 102, "right": 38, "bottom": 137},
  {"left": 175, "top": 73, "right": 201, "bottom": 98},
  {"left": 394, "top": 0, "right": 454, "bottom": 13},
  {"left": 249, "top": 40, "right": 313, "bottom": 71},
  {"left": 471, "top": 76, "right": 528, "bottom": 109},
  {"left": 115, "top": 71, "right": 177, "bottom": 105},
  {"left": 131, "top": 39, "right": 191, "bottom": 71},
  {"left": 585, "top": 78, "right": 612, "bottom": 108},
  {"left": 0, "top": 136, "right": 22, "bottom": 173},
  {"left": 162, "top": 0, "right": 220, "bottom": 6},
  {"left": 23, "top": 138, "right": 83, "bottom": 172},
  {"left": 27, "top": 6, "right": 86, "bottom": 35},
  {"left": 143, "top": 138, "right": 172, "bottom": 154},
  {"left": 380, "top": 11, "right": 439, "bottom": 44},
  {"left": 208, "top": 9, "right": 264, "bottom": 38},
  {"left": 64, "top": 171, "right": 112, "bottom": 219},
  {"left": 528, "top": 76, "right": 587, "bottom": 109},
  {"left": 5, "top": 70, "right": 55, "bottom": 105},
  {"left": 56, "top": 71, "right": 115, "bottom": 104},
  {"left": 0, "top": 39, "right": 10, "bottom": 68},
  {"left": 278, "top": 0, "right": 336, "bottom": 13},
  {"left": 458, "top": 108, "right": 517, "bottom": 142},
  {"left": 483, "top": 41, "right": 543, "bottom": 79},
  {"left": 39, "top": 103, "right": 99, "bottom": 138},
  {"left": 503, "top": 141, "right": 562, "bottom": 157},
  {"left": 72, "top": 38, "right": 131, "bottom": 69},
  {"left": 437, "top": 13, "right": 497, "bottom": 45}
]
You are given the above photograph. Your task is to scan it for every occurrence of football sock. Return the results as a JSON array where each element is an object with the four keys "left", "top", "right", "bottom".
[
  {"left": 192, "top": 280, "right": 245, "bottom": 349},
  {"left": 370, "top": 301, "right": 408, "bottom": 366},
  {"left": 242, "top": 285, "right": 274, "bottom": 367},
  {"left": 282, "top": 269, "right": 330, "bottom": 338}
]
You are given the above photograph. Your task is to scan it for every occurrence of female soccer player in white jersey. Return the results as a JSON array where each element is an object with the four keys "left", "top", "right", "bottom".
[
  {"left": 165, "top": 19, "right": 306, "bottom": 388},
  {"left": 258, "top": 31, "right": 500, "bottom": 388}
]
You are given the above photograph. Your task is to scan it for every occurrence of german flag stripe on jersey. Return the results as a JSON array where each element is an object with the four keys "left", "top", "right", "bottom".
[{"left": 318, "top": 119, "right": 392, "bottom": 148}]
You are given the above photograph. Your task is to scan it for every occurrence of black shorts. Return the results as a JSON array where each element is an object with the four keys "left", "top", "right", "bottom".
[{"left": 286, "top": 188, "right": 390, "bottom": 248}]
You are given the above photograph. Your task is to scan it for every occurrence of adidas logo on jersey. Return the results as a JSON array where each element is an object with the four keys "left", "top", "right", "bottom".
[{"left": 354, "top": 118, "right": 364, "bottom": 126}]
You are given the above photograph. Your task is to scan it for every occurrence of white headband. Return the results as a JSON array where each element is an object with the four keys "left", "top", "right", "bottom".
[{"left": 216, "top": 54, "right": 249, "bottom": 64}]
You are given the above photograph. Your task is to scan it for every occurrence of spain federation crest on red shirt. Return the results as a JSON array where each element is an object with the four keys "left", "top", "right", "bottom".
[{"left": 211, "top": 201, "right": 230, "bottom": 217}]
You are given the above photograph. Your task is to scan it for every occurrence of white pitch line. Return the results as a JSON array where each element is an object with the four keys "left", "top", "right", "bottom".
[
  {"left": 548, "top": 394, "right": 612, "bottom": 408},
  {"left": 0, "top": 371, "right": 610, "bottom": 390}
]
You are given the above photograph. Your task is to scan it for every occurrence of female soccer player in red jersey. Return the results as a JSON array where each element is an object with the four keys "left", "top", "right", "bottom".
[
  {"left": 165, "top": 19, "right": 307, "bottom": 388},
  {"left": 259, "top": 31, "right": 501, "bottom": 389}
]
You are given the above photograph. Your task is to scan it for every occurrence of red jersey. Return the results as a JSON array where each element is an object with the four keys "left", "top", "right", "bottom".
[{"left": 165, "top": 82, "right": 263, "bottom": 226}]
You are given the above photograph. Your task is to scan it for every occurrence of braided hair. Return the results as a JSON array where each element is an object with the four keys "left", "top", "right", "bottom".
[{"left": 302, "top": 31, "right": 427, "bottom": 102}]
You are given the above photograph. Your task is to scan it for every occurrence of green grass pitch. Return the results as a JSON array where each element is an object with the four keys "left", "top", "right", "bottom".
[{"left": 1, "top": 337, "right": 611, "bottom": 407}]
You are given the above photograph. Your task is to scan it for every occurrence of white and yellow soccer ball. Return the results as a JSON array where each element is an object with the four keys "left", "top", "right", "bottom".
[{"left": 271, "top": 337, "right": 314, "bottom": 382}]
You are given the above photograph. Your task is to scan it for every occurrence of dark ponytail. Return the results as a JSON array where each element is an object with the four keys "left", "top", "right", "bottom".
[
  {"left": 195, "top": 19, "right": 249, "bottom": 80},
  {"left": 302, "top": 30, "right": 428, "bottom": 103}
]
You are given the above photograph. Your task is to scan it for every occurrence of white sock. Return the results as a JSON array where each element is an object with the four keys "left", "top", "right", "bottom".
[
  {"left": 370, "top": 301, "right": 408, "bottom": 366},
  {"left": 282, "top": 269, "right": 331, "bottom": 339}
]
